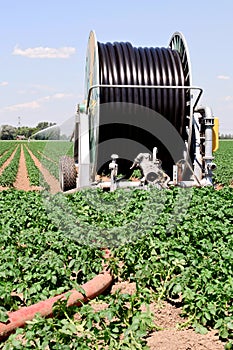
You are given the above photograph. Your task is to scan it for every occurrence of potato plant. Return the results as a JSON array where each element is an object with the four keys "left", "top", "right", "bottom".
[
  {"left": 0, "top": 186, "right": 232, "bottom": 348},
  {"left": 214, "top": 140, "right": 233, "bottom": 185},
  {"left": 0, "top": 146, "right": 20, "bottom": 186},
  {"left": 0, "top": 140, "right": 232, "bottom": 348}
]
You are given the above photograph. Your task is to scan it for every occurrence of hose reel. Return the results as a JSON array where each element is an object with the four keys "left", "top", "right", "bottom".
[
  {"left": 98, "top": 37, "right": 188, "bottom": 137},
  {"left": 71, "top": 31, "right": 216, "bottom": 191},
  {"left": 84, "top": 31, "right": 201, "bottom": 180}
]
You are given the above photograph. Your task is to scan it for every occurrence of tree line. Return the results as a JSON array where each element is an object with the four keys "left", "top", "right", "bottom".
[
  {"left": 0, "top": 122, "right": 57, "bottom": 140},
  {"left": 219, "top": 134, "right": 233, "bottom": 139}
]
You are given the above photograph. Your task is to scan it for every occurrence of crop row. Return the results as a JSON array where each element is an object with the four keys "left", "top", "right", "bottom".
[
  {"left": 26, "top": 141, "right": 73, "bottom": 180},
  {"left": 0, "top": 141, "right": 69, "bottom": 188},
  {"left": 35, "top": 151, "right": 60, "bottom": 179},
  {"left": 23, "top": 146, "right": 50, "bottom": 190},
  {"left": 0, "top": 146, "right": 21, "bottom": 186},
  {"left": 0, "top": 141, "right": 17, "bottom": 157},
  {"left": 0, "top": 145, "right": 17, "bottom": 168},
  {"left": 27, "top": 141, "right": 73, "bottom": 164},
  {"left": 0, "top": 186, "right": 232, "bottom": 348}
]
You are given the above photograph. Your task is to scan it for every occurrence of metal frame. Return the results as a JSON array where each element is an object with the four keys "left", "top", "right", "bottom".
[
  {"left": 86, "top": 84, "right": 203, "bottom": 114},
  {"left": 78, "top": 84, "right": 215, "bottom": 189},
  {"left": 84, "top": 84, "right": 204, "bottom": 185}
]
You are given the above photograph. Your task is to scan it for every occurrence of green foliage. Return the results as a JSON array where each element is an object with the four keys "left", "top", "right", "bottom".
[
  {"left": 27, "top": 141, "right": 73, "bottom": 179},
  {"left": 0, "top": 146, "right": 21, "bottom": 186},
  {"left": 131, "top": 169, "right": 142, "bottom": 178},
  {"left": 214, "top": 140, "right": 233, "bottom": 185},
  {"left": 0, "top": 144, "right": 17, "bottom": 168},
  {"left": 0, "top": 125, "right": 17, "bottom": 140},
  {"left": 0, "top": 190, "right": 103, "bottom": 310},
  {"left": 0, "top": 140, "right": 232, "bottom": 348},
  {"left": 0, "top": 141, "right": 17, "bottom": 157},
  {"left": 2, "top": 291, "right": 154, "bottom": 349},
  {"left": 23, "top": 145, "right": 49, "bottom": 189},
  {"left": 109, "top": 187, "right": 233, "bottom": 340},
  {"left": 0, "top": 187, "right": 232, "bottom": 348},
  {"left": 27, "top": 141, "right": 73, "bottom": 163}
]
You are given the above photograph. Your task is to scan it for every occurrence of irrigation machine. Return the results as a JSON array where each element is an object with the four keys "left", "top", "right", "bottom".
[{"left": 59, "top": 31, "right": 219, "bottom": 192}]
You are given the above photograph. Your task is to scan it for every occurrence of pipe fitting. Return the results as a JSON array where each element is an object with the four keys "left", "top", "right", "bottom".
[{"left": 195, "top": 106, "right": 215, "bottom": 184}]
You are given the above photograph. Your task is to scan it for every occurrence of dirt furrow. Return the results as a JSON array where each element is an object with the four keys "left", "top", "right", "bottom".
[
  {"left": 25, "top": 146, "right": 60, "bottom": 194},
  {"left": 13, "top": 145, "right": 30, "bottom": 190},
  {"left": 13, "top": 145, "right": 41, "bottom": 191}
]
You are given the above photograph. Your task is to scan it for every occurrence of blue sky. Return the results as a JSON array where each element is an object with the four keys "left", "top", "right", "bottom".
[{"left": 0, "top": 0, "right": 232, "bottom": 133}]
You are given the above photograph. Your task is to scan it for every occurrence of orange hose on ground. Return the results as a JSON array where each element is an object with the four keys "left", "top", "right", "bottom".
[{"left": 0, "top": 271, "right": 113, "bottom": 339}]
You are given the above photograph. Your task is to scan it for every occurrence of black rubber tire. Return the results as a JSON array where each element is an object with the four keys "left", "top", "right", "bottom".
[{"left": 59, "top": 156, "right": 77, "bottom": 192}]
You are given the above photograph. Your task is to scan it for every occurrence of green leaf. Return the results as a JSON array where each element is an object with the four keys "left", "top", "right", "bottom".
[
  {"left": 220, "top": 327, "right": 229, "bottom": 339},
  {"left": 0, "top": 308, "right": 9, "bottom": 323},
  {"left": 194, "top": 323, "right": 208, "bottom": 335}
]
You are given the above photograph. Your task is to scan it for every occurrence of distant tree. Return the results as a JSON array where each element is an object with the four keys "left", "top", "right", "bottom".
[
  {"left": 220, "top": 133, "right": 233, "bottom": 139},
  {"left": 16, "top": 126, "right": 37, "bottom": 138},
  {"left": 0, "top": 125, "right": 17, "bottom": 140},
  {"left": 35, "top": 122, "right": 56, "bottom": 132},
  {"left": 27, "top": 127, "right": 37, "bottom": 138},
  {"left": 34, "top": 125, "right": 60, "bottom": 140}
]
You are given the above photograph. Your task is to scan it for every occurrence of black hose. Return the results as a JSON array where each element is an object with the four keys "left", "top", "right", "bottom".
[{"left": 96, "top": 41, "right": 188, "bottom": 176}]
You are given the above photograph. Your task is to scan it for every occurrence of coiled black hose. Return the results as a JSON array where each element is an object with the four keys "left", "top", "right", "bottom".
[
  {"left": 98, "top": 42, "right": 188, "bottom": 135},
  {"left": 96, "top": 41, "right": 190, "bottom": 176}
]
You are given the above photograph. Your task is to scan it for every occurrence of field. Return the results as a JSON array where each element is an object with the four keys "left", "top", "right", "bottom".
[{"left": 0, "top": 140, "right": 232, "bottom": 349}]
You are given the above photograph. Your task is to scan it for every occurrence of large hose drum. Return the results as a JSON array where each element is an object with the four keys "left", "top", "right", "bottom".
[{"left": 84, "top": 31, "right": 204, "bottom": 183}]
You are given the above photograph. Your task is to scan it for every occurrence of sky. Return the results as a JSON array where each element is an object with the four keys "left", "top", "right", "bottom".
[{"left": 0, "top": 0, "right": 232, "bottom": 134}]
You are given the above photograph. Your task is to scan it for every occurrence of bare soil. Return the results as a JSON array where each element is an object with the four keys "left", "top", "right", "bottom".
[
  {"left": 13, "top": 145, "right": 41, "bottom": 191},
  {"left": 93, "top": 281, "right": 225, "bottom": 350},
  {"left": 147, "top": 306, "right": 224, "bottom": 350}
]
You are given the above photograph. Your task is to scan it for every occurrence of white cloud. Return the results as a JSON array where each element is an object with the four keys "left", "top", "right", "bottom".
[
  {"left": 224, "top": 96, "right": 233, "bottom": 101},
  {"left": 5, "top": 101, "right": 40, "bottom": 111},
  {"left": 217, "top": 75, "right": 230, "bottom": 80},
  {"left": 0, "top": 81, "right": 9, "bottom": 86},
  {"left": 13, "top": 46, "right": 76, "bottom": 58},
  {"left": 3, "top": 92, "right": 74, "bottom": 112},
  {"left": 31, "top": 84, "right": 55, "bottom": 91},
  {"left": 17, "top": 84, "right": 56, "bottom": 95},
  {"left": 38, "top": 93, "right": 74, "bottom": 102},
  {"left": 52, "top": 93, "right": 73, "bottom": 99}
]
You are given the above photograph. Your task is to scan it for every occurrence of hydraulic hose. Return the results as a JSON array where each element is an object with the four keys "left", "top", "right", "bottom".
[{"left": 0, "top": 250, "right": 113, "bottom": 339}]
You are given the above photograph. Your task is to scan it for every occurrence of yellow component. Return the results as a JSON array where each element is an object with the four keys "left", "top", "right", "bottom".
[{"left": 212, "top": 117, "right": 219, "bottom": 152}]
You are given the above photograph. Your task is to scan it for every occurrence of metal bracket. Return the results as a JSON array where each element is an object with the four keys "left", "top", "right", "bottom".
[{"left": 131, "top": 147, "right": 170, "bottom": 189}]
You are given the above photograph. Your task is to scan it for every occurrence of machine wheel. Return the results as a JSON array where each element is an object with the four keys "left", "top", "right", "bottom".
[{"left": 59, "top": 156, "right": 77, "bottom": 192}]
